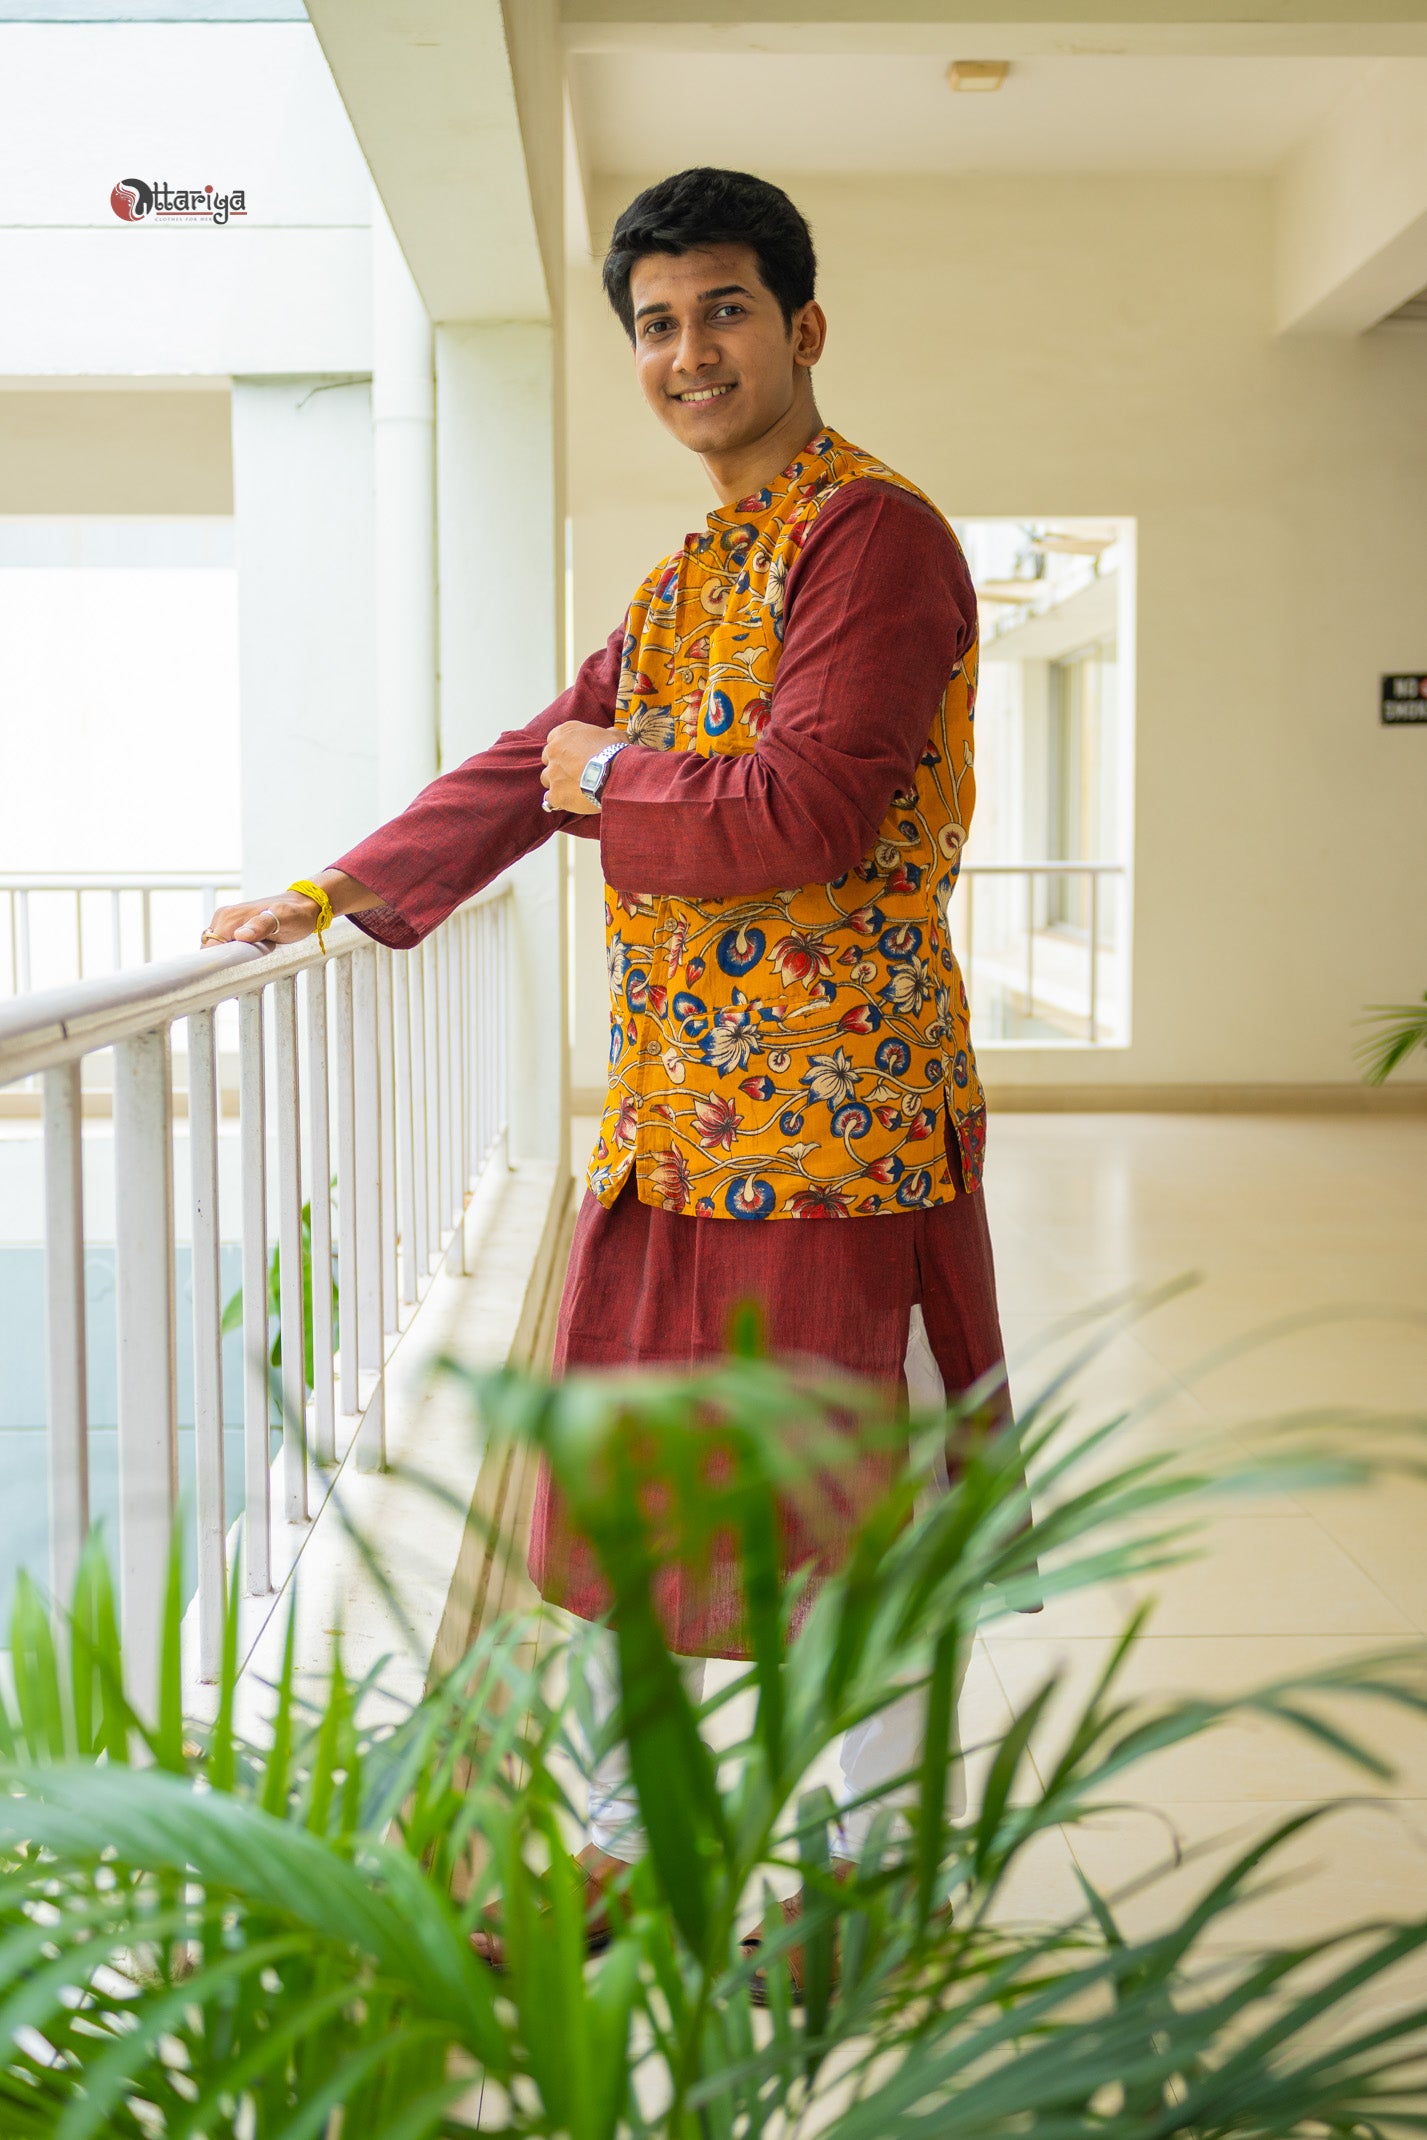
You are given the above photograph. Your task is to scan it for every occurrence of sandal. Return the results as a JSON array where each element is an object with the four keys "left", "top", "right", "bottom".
[
  {"left": 741, "top": 1862, "right": 856, "bottom": 2007},
  {"left": 471, "top": 1851, "right": 631, "bottom": 1972},
  {"left": 740, "top": 1894, "right": 824, "bottom": 2008}
]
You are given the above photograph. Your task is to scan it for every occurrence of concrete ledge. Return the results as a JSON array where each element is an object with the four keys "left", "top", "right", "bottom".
[
  {"left": 979, "top": 1082, "right": 1427, "bottom": 1114},
  {"left": 189, "top": 1155, "right": 568, "bottom": 1734},
  {"left": 573, "top": 1082, "right": 1427, "bottom": 1119}
]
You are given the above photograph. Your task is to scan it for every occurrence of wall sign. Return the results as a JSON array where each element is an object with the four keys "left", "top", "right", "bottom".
[{"left": 1382, "top": 675, "right": 1427, "bottom": 724}]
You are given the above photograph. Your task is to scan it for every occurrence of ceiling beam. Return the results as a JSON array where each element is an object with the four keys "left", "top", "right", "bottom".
[
  {"left": 562, "top": 9, "right": 1427, "bottom": 59},
  {"left": 1276, "top": 59, "right": 1427, "bottom": 331},
  {"left": 303, "top": 0, "right": 550, "bottom": 325}
]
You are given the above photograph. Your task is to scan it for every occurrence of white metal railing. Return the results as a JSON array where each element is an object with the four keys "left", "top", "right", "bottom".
[
  {"left": 957, "top": 861, "right": 1128, "bottom": 1044},
  {"left": 0, "top": 886, "right": 511, "bottom": 1709},
  {"left": 1, "top": 873, "right": 243, "bottom": 998}
]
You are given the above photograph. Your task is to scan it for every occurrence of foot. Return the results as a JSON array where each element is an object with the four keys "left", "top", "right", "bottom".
[
  {"left": 741, "top": 1859, "right": 855, "bottom": 2005},
  {"left": 740, "top": 1865, "right": 954, "bottom": 2004},
  {"left": 470, "top": 1842, "right": 631, "bottom": 1970}
]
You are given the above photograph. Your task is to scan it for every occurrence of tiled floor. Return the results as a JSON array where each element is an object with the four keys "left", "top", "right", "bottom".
[
  {"left": 975, "top": 1112, "right": 1427, "bottom": 1966},
  {"left": 569, "top": 1113, "right": 1427, "bottom": 1975}
]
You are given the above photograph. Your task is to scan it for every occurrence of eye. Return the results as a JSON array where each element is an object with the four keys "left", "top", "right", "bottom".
[{"left": 712, "top": 304, "right": 745, "bottom": 320}]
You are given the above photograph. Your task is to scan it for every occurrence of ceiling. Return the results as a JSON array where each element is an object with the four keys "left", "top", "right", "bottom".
[{"left": 570, "top": 51, "right": 1378, "bottom": 178}]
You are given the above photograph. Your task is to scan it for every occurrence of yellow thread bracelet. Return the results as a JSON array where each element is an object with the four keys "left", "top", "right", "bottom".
[{"left": 288, "top": 879, "right": 333, "bottom": 953}]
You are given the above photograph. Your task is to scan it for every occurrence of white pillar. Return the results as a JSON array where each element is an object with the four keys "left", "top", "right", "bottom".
[
  {"left": 231, "top": 377, "right": 378, "bottom": 897},
  {"left": 434, "top": 321, "right": 567, "bottom": 1173},
  {"left": 372, "top": 185, "right": 438, "bottom": 816}
]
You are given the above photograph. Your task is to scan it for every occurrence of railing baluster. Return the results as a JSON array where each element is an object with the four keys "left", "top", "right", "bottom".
[
  {"left": 141, "top": 889, "right": 152, "bottom": 966},
  {"left": 1025, "top": 871, "right": 1035, "bottom": 1023},
  {"left": 187, "top": 1008, "right": 226, "bottom": 1681},
  {"left": 474, "top": 909, "right": 486, "bottom": 1168},
  {"left": 110, "top": 889, "right": 123, "bottom": 974},
  {"left": 377, "top": 948, "right": 399, "bottom": 1320},
  {"left": 17, "top": 888, "right": 31, "bottom": 993},
  {"left": 238, "top": 992, "right": 271, "bottom": 1596},
  {"left": 392, "top": 949, "right": 417, "bottom": 1307},
  {"left": 408, "top": 939, "right": 429, "bottom": 1283},
  {"left": 455, "top": 912, "right": 470, "bottom": 1275},
  {"left": 1088, "top": 870, "right": 1101, "bottom": 1043},
  {"left": 446, "top": 925, "right": 460, "bottom": 1233},
  {"left": 74, "top": 888, "right": 84, "bottom": 981},
  {"left": 334, "top": 958, "right": 359, "bottom": 1423},
  {"left": 353, "top": 949, "right": 386, "bottom": 1473},
  {"left": 273, "top": 978, "right": 308, "bottom": 1526},
  {"left": 498, "top": 897, "right": 511, "bottom": 1157},
  {"left": 424, "top": 935, "right": 442, "bottom": 1262},
  {"left": 113, "top": 1028, "right": 178, "bottom": 1717},
  {"left": 42, "top": 1061, "right": 88, "bottom": 1624},
  {"left": 304, "top": 963, "right": 336, "bottom": 1467}
]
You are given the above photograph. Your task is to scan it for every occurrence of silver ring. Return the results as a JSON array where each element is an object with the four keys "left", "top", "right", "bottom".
[{"left": 541, "top": 794, "right": 554, "bottom": 813}]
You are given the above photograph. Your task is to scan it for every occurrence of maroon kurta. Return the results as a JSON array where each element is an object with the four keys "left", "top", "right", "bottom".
[{"left": 336, "top": 477, "right": 1009, "bottom": 1656}]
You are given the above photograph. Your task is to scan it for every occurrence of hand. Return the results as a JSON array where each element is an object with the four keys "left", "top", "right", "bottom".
[
  {"left": 541, "top": 721, "right": 614, "bottom": 815},
  {"left": 201, "top": 890, "right": 320, "bottom": 949}
]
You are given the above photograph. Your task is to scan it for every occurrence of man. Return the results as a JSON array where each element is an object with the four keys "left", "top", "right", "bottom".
[{"left": 207, "top": 167, "right": 1008, "bottom": 1955}]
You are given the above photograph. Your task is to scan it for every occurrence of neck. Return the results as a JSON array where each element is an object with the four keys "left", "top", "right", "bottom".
[{"left": 700, "top": 390, "right": 824, "bottom": 507}]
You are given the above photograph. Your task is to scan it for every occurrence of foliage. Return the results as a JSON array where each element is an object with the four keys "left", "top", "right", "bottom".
[
  {"left": 220, "top": 1187, "right": 339, "bottom": 1397},
  {"left": 1357, "top": 993, "right": 1427, "bottom": 1086},
  {"left": 2, "top": 1349, "right": 1427, "bottom": 2135}
]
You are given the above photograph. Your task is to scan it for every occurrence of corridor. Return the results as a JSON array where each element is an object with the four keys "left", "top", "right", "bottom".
[{"left": 572, "top": 1108, "right": 1427, "bottom": 1968}]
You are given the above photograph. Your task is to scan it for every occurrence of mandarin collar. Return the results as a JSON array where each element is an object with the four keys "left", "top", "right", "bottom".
[{"left": 704, "top": 426, "right": 842, "bottom": 532}]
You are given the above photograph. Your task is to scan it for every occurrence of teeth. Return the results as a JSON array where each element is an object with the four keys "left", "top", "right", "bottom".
[{"left": 679, "top": 385, "right": 733, "bottom": 404}]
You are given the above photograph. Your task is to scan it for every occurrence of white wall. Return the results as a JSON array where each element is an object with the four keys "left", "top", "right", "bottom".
[
  {"left": 0, "top": 519, "right": 239, "bottom": 877},
  {"left": 0, "top": 24, "right": 372, "bottom": 379},
  {"left": 565, "top": 172, "right": 1427, "bottom": 1096},
  {"left": 0, "top": 389, "right": 232, "bottom": 514}
]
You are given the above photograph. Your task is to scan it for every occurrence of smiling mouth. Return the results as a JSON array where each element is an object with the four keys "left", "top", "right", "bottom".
[{"left": 674, "top": 383, "right": 736, "bottom": 405}]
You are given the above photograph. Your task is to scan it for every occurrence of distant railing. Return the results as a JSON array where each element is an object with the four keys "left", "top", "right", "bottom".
[
  {"left": 0, "top": 886, "right": 511, "bottom": 1711},
  {"left": 957, "top": 861, "right": 1128, "bottom": 1044},
  {"left": 1, "top": 873, "right": 242, "bottom": 998}
]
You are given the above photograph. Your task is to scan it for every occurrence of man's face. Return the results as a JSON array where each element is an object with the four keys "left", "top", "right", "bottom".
[{"left": 627, "top": 241, "right": 823, "bottom": 458}]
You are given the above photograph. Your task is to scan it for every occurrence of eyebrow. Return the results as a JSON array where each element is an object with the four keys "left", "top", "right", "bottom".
[{"left": 633, "top": 283, "right": 754, "bottom": 322}]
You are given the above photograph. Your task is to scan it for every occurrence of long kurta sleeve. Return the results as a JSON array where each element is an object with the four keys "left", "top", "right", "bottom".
[
  {"left": 331, "top": 628, "right": 622, "bottom": 948},
  {"left": 597, "top": 479, "right": 976, "bottom": 900}
]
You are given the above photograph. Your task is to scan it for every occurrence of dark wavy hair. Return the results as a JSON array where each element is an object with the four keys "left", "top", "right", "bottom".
[{"left": 602, "top": 167, "right": 817, "bottom": 342}]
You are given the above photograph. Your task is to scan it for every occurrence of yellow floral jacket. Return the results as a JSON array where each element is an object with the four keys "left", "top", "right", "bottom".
[{"left": 588, "top": 429, "right": 986, "bottom": 1220}]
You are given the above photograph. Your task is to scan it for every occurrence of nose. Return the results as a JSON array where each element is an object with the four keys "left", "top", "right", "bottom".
[{"left": 668, "top": 316, "right": 722, "bottom": 381}]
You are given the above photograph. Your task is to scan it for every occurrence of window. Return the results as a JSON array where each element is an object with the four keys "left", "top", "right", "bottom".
[{"left": 950, "top": 518, "right": 1134, "bottom": 1045}]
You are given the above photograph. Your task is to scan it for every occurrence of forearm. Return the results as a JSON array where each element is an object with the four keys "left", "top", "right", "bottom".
[
  {"left": 313, "top": 867, "right": 384, "bottom": 917},
  {"left": 333, "top": 627, "right": 623, "bottom": 947},
  {"left": 598, "top": 739, "right": 885, "bottom": 898}
]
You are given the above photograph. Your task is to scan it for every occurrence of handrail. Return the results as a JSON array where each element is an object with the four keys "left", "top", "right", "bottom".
[
  {"left": 0, "top": 881, "right": 511, "bottom": 1080},
  {"left": 961, "top": 860, "right": 1124, "bottom": 875},
  {"left": 957, "top": 859, "right": 1128, "bottom": 1044},
  {"left": 1, "top": 880, "right": 514, "bottom": 1718},
  {"left": 3, "top": 871, "right": 243, "bottom": 999},
  {"left": 0, "top": 872, "right": 241, "bottom": 890}
]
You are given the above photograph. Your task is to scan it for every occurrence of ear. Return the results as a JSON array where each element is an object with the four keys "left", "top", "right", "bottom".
[{"left": 792, "top": 300, "right": 827, "bottom": 370}]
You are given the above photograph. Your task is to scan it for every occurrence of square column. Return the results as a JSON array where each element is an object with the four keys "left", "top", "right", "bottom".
[
  {"left": 231, "top": 376, "right": 378, "bottom": 896},
  {"left": 435, "top": 321, "right": 568, "bottom": 1174}
]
